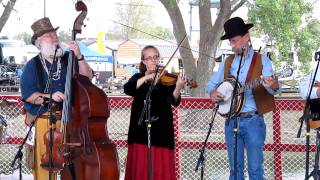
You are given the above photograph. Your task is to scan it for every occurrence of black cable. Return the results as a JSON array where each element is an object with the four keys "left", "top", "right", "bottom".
[{"left": 107, "top": 18, "right": 215, "bottom": 60}]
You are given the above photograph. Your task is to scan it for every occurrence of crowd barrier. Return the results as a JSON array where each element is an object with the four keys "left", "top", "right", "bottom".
[{"left": 0, "top": 95, "right": 317, "bottom": 179}]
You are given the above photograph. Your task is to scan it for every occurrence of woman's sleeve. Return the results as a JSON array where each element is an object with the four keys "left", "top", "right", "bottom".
[
  {"left": 123, "top": 74, "right": 141, "bottom": 96},
  {"left": 166, "top": 85, "right": 181, "bottom": 107}
]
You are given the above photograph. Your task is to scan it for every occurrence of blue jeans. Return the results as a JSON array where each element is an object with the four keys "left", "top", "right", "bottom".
[{"left": 225, "top": 114, "right": 266, "bottom": 180}]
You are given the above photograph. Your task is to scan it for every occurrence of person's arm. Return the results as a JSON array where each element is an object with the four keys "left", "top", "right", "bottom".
[
  {"left": 206, "top": 60, "right": 225, "bottom": 102},
  {"left": 25, "top": 92, "right": 48, "bottom": 105},
  {"left": 173, "top": 73, "right": 187, "bottom": 100},
  {"left": 124, "top": 74, "right": 145, "bottom": 96},
  {"left": 78, "top": 60, "right": 93, "bottom": 79},
  {"left": 21, "top": 59, "right": 65, "bottom": 105},
  {"left": 70, "top": 41, "right": 93, "bottom": 79},
  {"left": 261, "top": 54, "right": 281, "bottom": 94},
  {"left": 205, "top": 61, "right": 225, "bottom": 95},
  {"left": 136, "top": 73, "right": 156, "bottom": 89},
  {"left": 299, "top": 74, "right": 319, "bottom": 99}
]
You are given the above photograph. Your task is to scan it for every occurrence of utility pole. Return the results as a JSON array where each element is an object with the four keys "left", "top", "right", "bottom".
[
  {"left": 43, "top": 0, "right": 46, "bottom": 17},
  {"left": 189, "top": 0, "right": 220, "bottom": 41}
]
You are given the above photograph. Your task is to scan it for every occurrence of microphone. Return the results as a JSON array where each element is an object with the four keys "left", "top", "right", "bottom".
[
  {"left": 315, "top": 51, "right": 320, "bottom": 61},
  {"left": 155, "top": 65, "right": 164, "bottom": 73},
  {"left": 54, "top": 44, "right": 64, "bottom": 58},
  {"left": 241, "top": 46, "right": 246, "bottom": 53}
]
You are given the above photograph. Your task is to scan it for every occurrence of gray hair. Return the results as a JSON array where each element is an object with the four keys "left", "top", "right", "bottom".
[{"left": 34, "top": 38, "right": 41, "bottom": 49}]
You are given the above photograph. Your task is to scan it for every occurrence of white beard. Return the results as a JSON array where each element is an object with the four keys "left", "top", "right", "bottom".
[{"left": 40, "top": 42, "right": 64, "bottom": 58}]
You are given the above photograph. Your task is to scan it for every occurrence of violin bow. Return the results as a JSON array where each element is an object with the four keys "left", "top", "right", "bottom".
[{"left": 159, "top": 34, "right": 187, "bottom": 76}]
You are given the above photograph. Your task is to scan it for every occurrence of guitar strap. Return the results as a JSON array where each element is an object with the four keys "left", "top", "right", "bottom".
[{"left": 245, "top": 52, "right": 258, "bottom": 83}]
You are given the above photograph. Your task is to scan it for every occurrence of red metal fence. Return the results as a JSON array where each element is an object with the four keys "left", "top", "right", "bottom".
[{"left": 0, "top": 95, "right": 317, "bottom": 179}]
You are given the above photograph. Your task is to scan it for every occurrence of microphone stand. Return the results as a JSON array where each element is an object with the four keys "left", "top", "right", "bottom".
[
  {"left": 298, "top": 51, "right": 320, "bottom": 180},
  {"left": 10, "top": 107, "right": 43, "bottom": 180},
  {"left": 45, "top": 47, "right": 59, "bottom": 180},
  {"left": 10, "top": 47, "right": 58, "bottom": 180},
  {"left": 137, "top": 65, "right": 161, "bottom": 180},
  {"left": 195, "top": 104, "right": 219, "bottom": 180},
  {"left": 228, "top": 49, "right": 245, "bottom": 180}
]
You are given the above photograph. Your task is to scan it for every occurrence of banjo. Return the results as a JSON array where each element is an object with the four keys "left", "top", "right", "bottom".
[{"left": 215, "top": 66, "right": 293, "bottom": 118}]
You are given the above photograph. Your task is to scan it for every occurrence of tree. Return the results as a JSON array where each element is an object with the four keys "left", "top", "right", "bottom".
[
  {"left": 0, "top": 0, "right": 17, "bottom": 32},
  {"left": 159, "top": 0, "right": 247, "bottom": 97},
  {"left": 113, "top": 0, "right": 155, "bottom": 39},
  {"left": 248, "top": 0, "right": 320, "bottom": 75},
  {"left": 112, "top": 0, "right": 174, "bottom": 40},
  {"left": 150, "top": 26, "right": 174, "bottom": 39}
]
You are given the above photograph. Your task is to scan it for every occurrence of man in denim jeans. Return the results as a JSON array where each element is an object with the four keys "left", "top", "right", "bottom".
[{"left": 206, "top": 17, "right": 281, "bottom": 180}]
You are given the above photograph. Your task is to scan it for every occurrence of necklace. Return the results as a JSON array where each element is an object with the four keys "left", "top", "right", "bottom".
[{"left": 39, "top": 54, "right": 62, "bottom": 81}]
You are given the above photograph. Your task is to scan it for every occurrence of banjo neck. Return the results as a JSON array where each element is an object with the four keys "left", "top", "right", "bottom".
[
  {"left": 237, "top": 66, "right": 293, "bottom": 94},
  {"left": 237, "top": 78, "right": 264, "bottom": 94}
]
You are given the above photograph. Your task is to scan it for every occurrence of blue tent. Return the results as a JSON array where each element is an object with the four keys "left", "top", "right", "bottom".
[{"left": 77, "top": 41, "right": 113, "bottom": 63}]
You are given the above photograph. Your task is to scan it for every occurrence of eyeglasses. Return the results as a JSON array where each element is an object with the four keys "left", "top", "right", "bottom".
[{"left": 144, "top": 55, "right": 160, "bottom": 61}]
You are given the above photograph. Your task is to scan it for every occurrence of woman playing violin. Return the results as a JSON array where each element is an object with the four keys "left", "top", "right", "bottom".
[{"left": 123, "top": 45, "right": 186, "bottom": 180}]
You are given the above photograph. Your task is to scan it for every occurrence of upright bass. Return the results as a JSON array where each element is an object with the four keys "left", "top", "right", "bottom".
[{"left": 60, "top": 1, "right": 119, "bottom": 179}]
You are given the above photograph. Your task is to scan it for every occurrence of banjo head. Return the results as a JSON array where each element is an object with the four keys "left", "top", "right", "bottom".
[{"left": 216, "top": 78, "right": 243, "bottom": 118}]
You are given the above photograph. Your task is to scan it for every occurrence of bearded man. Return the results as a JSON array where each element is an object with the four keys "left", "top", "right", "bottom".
[{"left": 20, "top": 17, "right": 93, "bottom": 180}]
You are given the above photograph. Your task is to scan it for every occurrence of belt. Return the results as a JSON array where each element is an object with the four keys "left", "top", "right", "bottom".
[
  {"left": 237, "top": 111, "right": 258, "bottom": 118},
  {"left": 39, "top": 111, "right": 62, "bottom": 120}
]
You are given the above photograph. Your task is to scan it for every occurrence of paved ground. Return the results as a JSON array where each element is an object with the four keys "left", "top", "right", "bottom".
[
  {"left": 0, "top": 172, "right": 125, "bottom": 180},
  {"left": 0, "top": 170, "right": 33, "bottom": 180}
]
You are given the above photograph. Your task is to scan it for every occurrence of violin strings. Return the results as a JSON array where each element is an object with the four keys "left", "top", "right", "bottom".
[{"left": 107, "top": 18, "right": 215, "bottom": 60}]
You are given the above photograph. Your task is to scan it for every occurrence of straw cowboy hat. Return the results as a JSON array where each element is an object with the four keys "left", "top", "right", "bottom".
[
  {"left": 221, "top": 17, "right": 253, "bottom": 40},
  {"left": 31, "top": 17, "right": 59, "bottom": 45}
]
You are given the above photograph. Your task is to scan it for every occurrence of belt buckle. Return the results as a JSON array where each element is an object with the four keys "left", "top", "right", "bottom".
[{"left": 239, "top": 111, "right": 256, "bottom": 118}]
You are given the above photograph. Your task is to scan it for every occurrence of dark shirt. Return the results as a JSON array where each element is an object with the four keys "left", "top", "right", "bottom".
[
  {"left": 21, "top": 53, "right": 68, "bottom": 115},
  {"left": 124, "top": 73, "right": 181, "bottom": 150}
]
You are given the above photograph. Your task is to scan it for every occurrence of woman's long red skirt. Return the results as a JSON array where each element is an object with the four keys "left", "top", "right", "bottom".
[{"left": 124, "top": 143, "right": 176, "bottom": 180}]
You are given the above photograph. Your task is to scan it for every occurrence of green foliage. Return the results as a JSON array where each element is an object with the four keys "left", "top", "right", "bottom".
[
  {"left": 148, "top": 26, "right": 174, "bottom": 39},
  {"left": 114, "top": 0, "right": 155, "bottom": 39},
  {"left": 295, "top": 20, "right": 320, "bottom": 74},
  {"left": 248, "top": 0, "right": 320, "bottom": 76},
  {"left": 109, "top": 0, "right": 174, "bottom": 40}
]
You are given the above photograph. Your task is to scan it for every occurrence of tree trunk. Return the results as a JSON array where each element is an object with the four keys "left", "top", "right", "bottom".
[
  {"left": 196, "top": 0, "right": 232, "bottom": 97},
  {"left": 159, "top": 0, "right": 197, "bottom": 95},
  {"left": 159, "top": 0, "right": 246, "bottom": 97},
  {"left": 0, "top": 0, "right": 17, "bottom": 32}
]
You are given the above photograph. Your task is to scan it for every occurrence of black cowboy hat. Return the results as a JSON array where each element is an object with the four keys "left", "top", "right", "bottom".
[
  {"left": 31, "top": 17, "right": 59, "bottom": 45},
  {"left": 221, "top": 17, "right": 253, "bottom": 40}
]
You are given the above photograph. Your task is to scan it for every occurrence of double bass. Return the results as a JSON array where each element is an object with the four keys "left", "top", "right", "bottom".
[{"left": 60, "top": 1, "right": 119, "bottom": 179}]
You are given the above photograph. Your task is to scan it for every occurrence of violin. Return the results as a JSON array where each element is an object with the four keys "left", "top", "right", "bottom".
[
  {"left": 144, "top": 34, "right": 198, "bottom": 88},
  {"left": 41, "top": 121, "right": 64, "bottom": 171},
  {"left": 40, "top": 105, "right": 64, "bottom": 171},
  {"left": 146, "top": 68, "right": 198, "bottom": 88}
]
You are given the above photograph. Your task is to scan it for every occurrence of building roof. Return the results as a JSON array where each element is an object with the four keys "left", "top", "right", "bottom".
[{"left": 121, "top": 39, "right": 201, "bottom": 59}]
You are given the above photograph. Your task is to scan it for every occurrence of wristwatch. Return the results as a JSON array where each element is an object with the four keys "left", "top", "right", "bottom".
[{"left": 77, "top": 54, "right": 85, "bottom": 61}]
